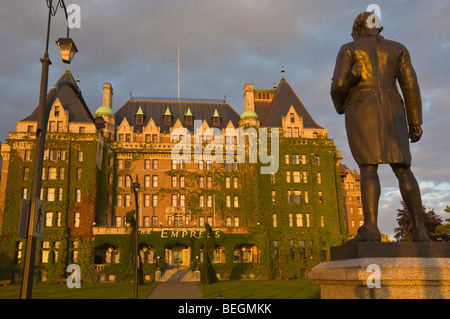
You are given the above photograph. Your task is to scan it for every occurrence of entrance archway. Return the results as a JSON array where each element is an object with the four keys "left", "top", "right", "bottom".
[{"left": 165, "top": 244, "right": 190, "bottom": 267}]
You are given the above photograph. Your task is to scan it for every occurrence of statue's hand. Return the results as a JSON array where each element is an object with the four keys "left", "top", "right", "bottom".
[{"left": 409, "top": 125, "right": 423, "bottom": 143}]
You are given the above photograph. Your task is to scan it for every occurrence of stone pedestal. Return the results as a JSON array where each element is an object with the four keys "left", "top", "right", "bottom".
[
  {"left": 308, "top": 242, "right": 450, "bottom": 299},
  {"left": 155, "top": 270, "right": 161, "bottom": 282}
]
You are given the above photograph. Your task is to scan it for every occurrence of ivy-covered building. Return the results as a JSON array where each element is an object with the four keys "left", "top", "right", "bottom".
[{"left": 0, "top": 70, "right": 346, "bottom": 284}]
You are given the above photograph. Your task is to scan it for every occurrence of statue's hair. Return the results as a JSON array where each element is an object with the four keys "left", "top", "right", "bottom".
[{"left": 352, "top": 11, "right": 383, "bottom": 39}]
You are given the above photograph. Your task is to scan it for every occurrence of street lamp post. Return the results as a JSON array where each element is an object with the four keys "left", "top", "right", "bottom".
[
  {"left": 130, "top": 175, "right": 141, "bottom": 299},
  {"left": 20, "top": 0, "right": 77, "bottom": 299}
]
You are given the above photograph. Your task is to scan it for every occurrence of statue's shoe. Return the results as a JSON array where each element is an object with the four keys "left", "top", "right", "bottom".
[{"left": 346, "top": 226, "right": 381, "bottom": 244}]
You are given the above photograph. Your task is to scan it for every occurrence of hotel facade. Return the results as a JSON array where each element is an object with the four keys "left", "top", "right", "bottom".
[{"left": 0, "top": 70, "right": 348, "bottom": 283}]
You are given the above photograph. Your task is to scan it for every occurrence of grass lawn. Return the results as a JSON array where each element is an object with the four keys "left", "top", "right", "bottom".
[
  {"left": 198, "top": 279, "right": 320, "bottom": 299},
  {"left": 0, "top": 282, "right": 157, "bottom": 299}
]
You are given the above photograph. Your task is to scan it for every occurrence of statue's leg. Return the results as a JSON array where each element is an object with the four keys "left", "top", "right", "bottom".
[
  {"left": 360, "top": 164, "right": 381, "bottom": 232},
  {"left": 346, "top": 164, "right": 381, "bottom": 243},
  {"left": 390, "top": 163, "right": 430, "bottom": 242}
]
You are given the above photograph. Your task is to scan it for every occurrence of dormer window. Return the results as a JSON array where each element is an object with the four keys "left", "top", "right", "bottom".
[
  {"left": 185, "top": 108, "right": 193, "bottom": 126},
  {"left": 135, "top": 106, "right": 144, "bottom": 125},
  {"left": 163, "top": 107, "right": 172, "bottom": 126},
  {"left": 211, "top": 109, "right": 221, "bottom": 127},
  {"left": 54, "top": 106, "right": 60, "bottom": 117}
]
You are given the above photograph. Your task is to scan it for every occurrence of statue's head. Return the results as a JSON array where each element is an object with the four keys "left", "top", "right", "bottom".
[{"left": 351, "top": 11, "right": 383, "bottom": 40}]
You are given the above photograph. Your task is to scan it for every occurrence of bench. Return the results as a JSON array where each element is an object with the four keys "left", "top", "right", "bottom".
[{"left": 0, "top": 280, "right": 11, "bottom": 287}]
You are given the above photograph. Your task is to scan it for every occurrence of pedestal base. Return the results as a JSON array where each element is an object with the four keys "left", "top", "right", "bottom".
[
  {"left": 155, "top": 270, "right": 161, "bottom": 281},
  {"left": 308, "top": 243, "right": 450, "bottom": 299}
]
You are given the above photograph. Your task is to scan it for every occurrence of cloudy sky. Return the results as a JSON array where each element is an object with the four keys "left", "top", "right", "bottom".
[{"left": 1, "top": 0, "right": 449, "bottom": 238}]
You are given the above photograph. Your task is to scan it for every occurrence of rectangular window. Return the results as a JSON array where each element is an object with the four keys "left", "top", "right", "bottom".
[
  {"left": 233, "top": 196, "right": 239, "bottom": 208},
  {"left": 124, "top": 194, "right": 131, "bottom": 207},
  {"left": 317, "top": 172, "right": 322, "bottom": 184},
  {"left": 285, "top": 154, "right": 290, "bottom": 164},
  {"left": 125, "top": 175, "right": 131, "bottom": 188},
  {"left": 59, "top": 167, "right": 65, "bottom": 180},
  {"left": 77, "top": 150, "right": 83, "bottom": 162},
  {"left": 293, "top": 171, "right": 300, "bottom": 183},
  {"left": 79, "top": 126, "right": 85, "bottom": 133},
  {"left": 301, "top": 171, "right": 307, "bottom": 183},
  {"left": 152, "top": 175, "right": 158, "bottom": 187},
  {"left": 199, "top": 217, "right": 205, "bottom": 227},
  {"left": 47, "top": 188, "right": 55, "bottom": 202},
  {"left": 49, "top": 150, "right": 58, "bottom": 161},
  {"left": 289, "top": 214, "right": 293, "bottom": 227},
  {"left": 207, "top": 195, "right": 213, "bottom": 208},
  {"left": 45, "top": 212, "right": 53, "bottom": 227},
  {"left": 144, "top": 194, "right": 150, "bottom": 207},
  {"left": 24, "top": 150, "right": 30, "bottom": 161},
  {"left": 179, "top": 176, "right": 185, "bottom": 188},
  {"left": 171, "top": 194, "right": 178, "bottom": 207},
  {"left": 143, "top": 216, "right": 150, "bottom": 227},
  {"left": 304, "top": 191, "right": 309, "bottom": 203},
  {"left": 125, "top": 159, "right": 131, "bottom": 169},
  {"left": 306, "top": 213, "right": 311, "bottom": 227},
  {"left": 23, "top": 167, "right": 29, "bottom": 181},
  {"left": 171, "top": 176, "right": 178, "bottom": 188},
  {"left": 272, "top": 191, "right": 276, "bottom": 204},
  {"left": 22, "top": 188, "right": 27, "bottom": 199},
  {"left": 226, "top": 196, "right": 231, "bottom": 208},
  {"left": 144, "top": 175, "right": 150, "bottom": 188},
  {"left": 234, "top": 217, "right": 239, "bottom": 227},
  {"left": 144, "top": 159, "right": 151, "bottom": 170},
  {"left": 233, "top": 177, "right": 238, "bottom": 188},
  {"left": 286, "top": 171, "right": 291, "bottom": 183},
  {"left": 293, "top": 127, "right": 299, "bottom": 138},
  {"left": 198, "top": 160, "right": 204, "bottom": 170},
  {"left": 75, "top": 189, "right": 81, "bottom": 202},
  {"left": 58, "top": 188, "right": 63, "bottom": 201},
  {"left": 152, "top": 159, "right": 158, "bottom": 170},
  {"left": 117, "top": 195, "right": 123, "bottom": 207},
  {"left": 171, "top": 160, "right": 178, "bottom": 170},
  {"left": 76, "top": 167, "right": 82, "bottom": 181},
  {"left": 152, "top": 195, "right": 158, "bottom": 207},
  {"left": 292, "top": 154, "right": 299, "bottom": 164},
  {"left": 301, "top": 154, "right": 307, "bottom": 165},
  {"left": 296, "top": 214, "right": 303, "bottom": 227},
  {"left": 198, "top": 176, "right": 204, "bottom": 188},
  {"left": 225, "top": 177, "right": 230, "bottom": 188},
  {"left": 294, "top": 191, "right": 301, "bottom": 204},
  {"left": 117, "top": 159, "right": 123, "bottom": 169},
  {"left": 74, "top": 213, "right": 80, "bottom": 228},
  {"left": 56, "top": 212, "right": 61, "bottom": 227},
  {"left": 199, "top": 195, "right": 204, "bottom": 207},
  {"left": 206, "top": 176, "right": 212, "bottom": 188},
  {"left": 273, "top": 214, "right": 277, "bottom": 227},
  {"left": 318, "top": 191, "right": 323, "bottom": 204},
  {"left": 152, "top": 216, "right": 158, "bottom": 227}
]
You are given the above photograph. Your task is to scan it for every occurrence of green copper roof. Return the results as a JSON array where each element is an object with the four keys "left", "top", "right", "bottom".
[
  {"left": 95, "top": 105, "right": 115, "bottom": 117},
  {"left": 136, "top": 106, "right": 144, "bottom": 115},
  {"left": 240, "top": 110, "right": 259, "bottom": 119},
  {"left": 164, "top": 107, "right": 172, "bottom": 116},
  {"left": 212, "top": 109, "right": 221, "bottom": 117}
]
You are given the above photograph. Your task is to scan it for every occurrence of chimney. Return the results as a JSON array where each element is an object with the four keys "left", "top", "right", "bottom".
[
  {"left": 244, "top": 83, "right": 254, "bottom": 112},
  {"left": 103, "top": 83, "right": 113, "bottom": 108}
]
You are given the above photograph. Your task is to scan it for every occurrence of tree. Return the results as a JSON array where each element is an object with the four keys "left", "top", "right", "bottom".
[
  {"left": 394, "top": 201, "right": 445, "bottom": 242},
  {"left": 200, "top": 223, "right": 218, "bottom": 284},
  {"left": 432, "top": 206, "right": 450, "bottom": 241}
]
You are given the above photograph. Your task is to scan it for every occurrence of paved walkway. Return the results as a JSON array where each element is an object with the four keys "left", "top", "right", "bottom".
[{"left": 147, "top": 282, "right": 203, "bottom": 299}]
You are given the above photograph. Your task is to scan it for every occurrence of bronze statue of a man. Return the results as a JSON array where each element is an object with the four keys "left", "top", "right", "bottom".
[{"left": 331, "top": 11, "right": 430, "bottom": 243}]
